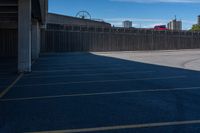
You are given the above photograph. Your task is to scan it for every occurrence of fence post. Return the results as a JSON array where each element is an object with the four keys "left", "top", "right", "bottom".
[{"left": 151, "top": 30, "right": 154, "bottom": 50}]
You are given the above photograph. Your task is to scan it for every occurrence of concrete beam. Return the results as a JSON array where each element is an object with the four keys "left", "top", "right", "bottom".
[
  {"left": 39, "top": 0, "right": 48, "bottom": 25},
  {"left": 31, "top": 20, "right": 40, "bottom": 60},
  {"left": 18, "top": 0, "right": 32, "bottom": 72}
]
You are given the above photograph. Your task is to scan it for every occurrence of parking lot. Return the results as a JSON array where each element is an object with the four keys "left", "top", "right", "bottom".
[
  {"left": 0, "top": 58, "right": 18, "bottom": 94},
  {"left": 1, "top": 50, "right": 200, "bottom": 133}
]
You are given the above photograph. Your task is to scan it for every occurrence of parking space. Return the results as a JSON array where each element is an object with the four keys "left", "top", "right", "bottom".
[
  {"left": 0, "top": 58, "right": 18, "bottom": 94},
  {"left": 1, "top": 50, "right": 200, "bottom": 133}
]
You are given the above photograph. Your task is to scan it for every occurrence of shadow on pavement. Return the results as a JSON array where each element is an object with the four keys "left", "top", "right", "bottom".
[
  {"left": 0, "top": 53, "right": 200, "bottom": 133},
  {"left": 0, "top": 58, "right": 18, "bottom": 93}
]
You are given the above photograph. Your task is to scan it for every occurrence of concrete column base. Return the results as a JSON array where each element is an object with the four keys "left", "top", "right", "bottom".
[
  {"left": 18, "top": 0, "right": 32, "bottom": 73},
  {"left": 32, "top": 20, "right": 41, "bottom": 60}
]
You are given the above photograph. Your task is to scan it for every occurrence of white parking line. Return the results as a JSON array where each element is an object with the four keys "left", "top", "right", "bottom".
[
  {"left": 24, "top": 71, "right": 155, "bottom": 79},
  {"left": 32, "top": 63, "right": 126, "bottom": 69},
  {"left": 33, "top": 62, "right": 121, "bottom": 67},
  {"left": 0, "top": 60, "right": 35, "bottom": 99},
  {"left": 1, "top": 86, "right": 199, "bottom": 102},
  {"left": 29, "top": 120, "right": 200, "bottom": 133},
  {"left": 32, "top": 67, "right": 139, "bottom": 73},
  {"left": 15, "top": 75, "right": 186, "bottom": 87},
  {"left": 0, "top": 73, "right": 24, "bottom": 99}
]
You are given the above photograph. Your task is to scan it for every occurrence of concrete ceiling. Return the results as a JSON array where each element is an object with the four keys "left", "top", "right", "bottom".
[{"left": 0, "top": 0, "right": 48, "bottom": 28}]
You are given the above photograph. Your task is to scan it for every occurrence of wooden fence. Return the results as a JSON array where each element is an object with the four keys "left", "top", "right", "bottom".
[
  {"left": 41, "top": 29, "right": 200, "bottom": 53},
  {"left": 0, "top": 29, "right": 18, "bottom": 57}
]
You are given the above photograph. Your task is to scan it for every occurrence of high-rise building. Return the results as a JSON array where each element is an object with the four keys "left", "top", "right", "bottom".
[
  {"left": 197, "top": 15, "right": 200, "bottom": 25},
  {"left": 123, "top": 20, "right": 132, "bottom": 28},
  {"left": 167, "top": 19, "right": 182, "bottom": 31}
]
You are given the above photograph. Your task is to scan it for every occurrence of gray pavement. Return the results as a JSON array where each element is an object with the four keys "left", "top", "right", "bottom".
[{"left": 93, "top": 49, "right": 200, "bottom": 71}]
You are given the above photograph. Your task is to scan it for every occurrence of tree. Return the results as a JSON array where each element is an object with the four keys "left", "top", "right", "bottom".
[{"left": 191, "top": 24, "right": 200, "bottom": 31}]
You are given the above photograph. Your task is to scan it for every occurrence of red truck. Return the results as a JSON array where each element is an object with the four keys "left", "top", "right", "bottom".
[{"left": 154, "top": 25, "right": 168, "bottom": 31}]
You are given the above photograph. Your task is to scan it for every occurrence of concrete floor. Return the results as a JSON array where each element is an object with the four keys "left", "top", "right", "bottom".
[
  {"left": 0, "top": 50, "right": 200, "bottom": 133},
  {"left": 93, "top": 49, "right": 200, "bottom": 71},
  {"left": 0, "top": 58, "right": 18, "bottom": 93}
]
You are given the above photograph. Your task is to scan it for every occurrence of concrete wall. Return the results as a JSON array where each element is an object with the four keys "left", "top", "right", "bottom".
[
  {"left": 0, "top": 0, "right": 18, "bottom": 57},
  {"left": 0, "top": 29, "right": 17, "bottom": 57},
  {"left": 47, "top": 13, "right": 111, "bottom": 28}
]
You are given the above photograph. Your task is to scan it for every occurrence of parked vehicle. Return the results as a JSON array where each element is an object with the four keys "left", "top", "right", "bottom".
[{"left": 154, "top": 25, "right": 168, "bottom": 30}]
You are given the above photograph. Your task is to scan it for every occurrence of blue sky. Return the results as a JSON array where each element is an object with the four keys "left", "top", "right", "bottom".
[{"left": 49, "top": 0, "right": 200, "bottom": 29}]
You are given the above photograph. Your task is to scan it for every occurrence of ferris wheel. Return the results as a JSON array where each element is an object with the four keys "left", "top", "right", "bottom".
[{"left": 76, "top": 11, "right": 91, "bottom": 19}]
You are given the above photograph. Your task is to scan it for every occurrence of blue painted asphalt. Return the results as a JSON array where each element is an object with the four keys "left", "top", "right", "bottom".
[
  {"left": 94, "top": 124, "right": 200, "bottom": 133},
  {"left": 0, "top": 58, "right": 18, "bottom": 93},
  {"left": 1, "top": 53, "right": 200, "bottom": 133}
]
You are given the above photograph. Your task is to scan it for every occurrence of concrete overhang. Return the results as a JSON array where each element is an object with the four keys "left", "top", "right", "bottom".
[{"left": 32, "top": 0, "right": 48, "bottom": 25}]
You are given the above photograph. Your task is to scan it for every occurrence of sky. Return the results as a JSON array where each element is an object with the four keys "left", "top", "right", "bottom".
[{"left": 49, "top": 0, "right": 200, "bottom": 29}]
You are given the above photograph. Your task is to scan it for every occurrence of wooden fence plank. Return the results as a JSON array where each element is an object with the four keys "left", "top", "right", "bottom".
[{"left": 41, "top": 30, "right": 200, "bottom": 53}]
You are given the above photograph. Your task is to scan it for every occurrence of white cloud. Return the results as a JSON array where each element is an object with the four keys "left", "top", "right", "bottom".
[
  {"left": 105, "top": 18, "right": 168, "bottom": 22},
  {"left": 110, "top": 0, "right": 200, "bottom": 3},
  {"left": 103, "top": 17, "right": 195, "bottom": 29},
  {"left": 104, "top": 18, "right": 167, "bottom": 27}
]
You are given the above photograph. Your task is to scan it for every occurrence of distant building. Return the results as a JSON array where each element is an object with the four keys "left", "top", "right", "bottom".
[
  {"left": 197, "top": 15, "right": 200, "bottom": 25},
  {"left": 123, "top": 21, "right": 132, "bottom": 28},
  {"left": 167, "top": 19, "right": 182, "bottom": 31},
  {"left": 47, "top": 13, "right": 111, "bottom": 30}
]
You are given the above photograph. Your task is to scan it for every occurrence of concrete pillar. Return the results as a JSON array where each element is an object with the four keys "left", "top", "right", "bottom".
[
  {"left": 32, "top": 20, "right": 40, "bottom": 60},
  {"left": 18, "top": 0, "right": 32, "bottom": 72}
]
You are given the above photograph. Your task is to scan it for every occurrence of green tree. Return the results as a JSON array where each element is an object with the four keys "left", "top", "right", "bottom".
[{"left": 191, "top": 25, "right": 200, "bottom": 31}]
